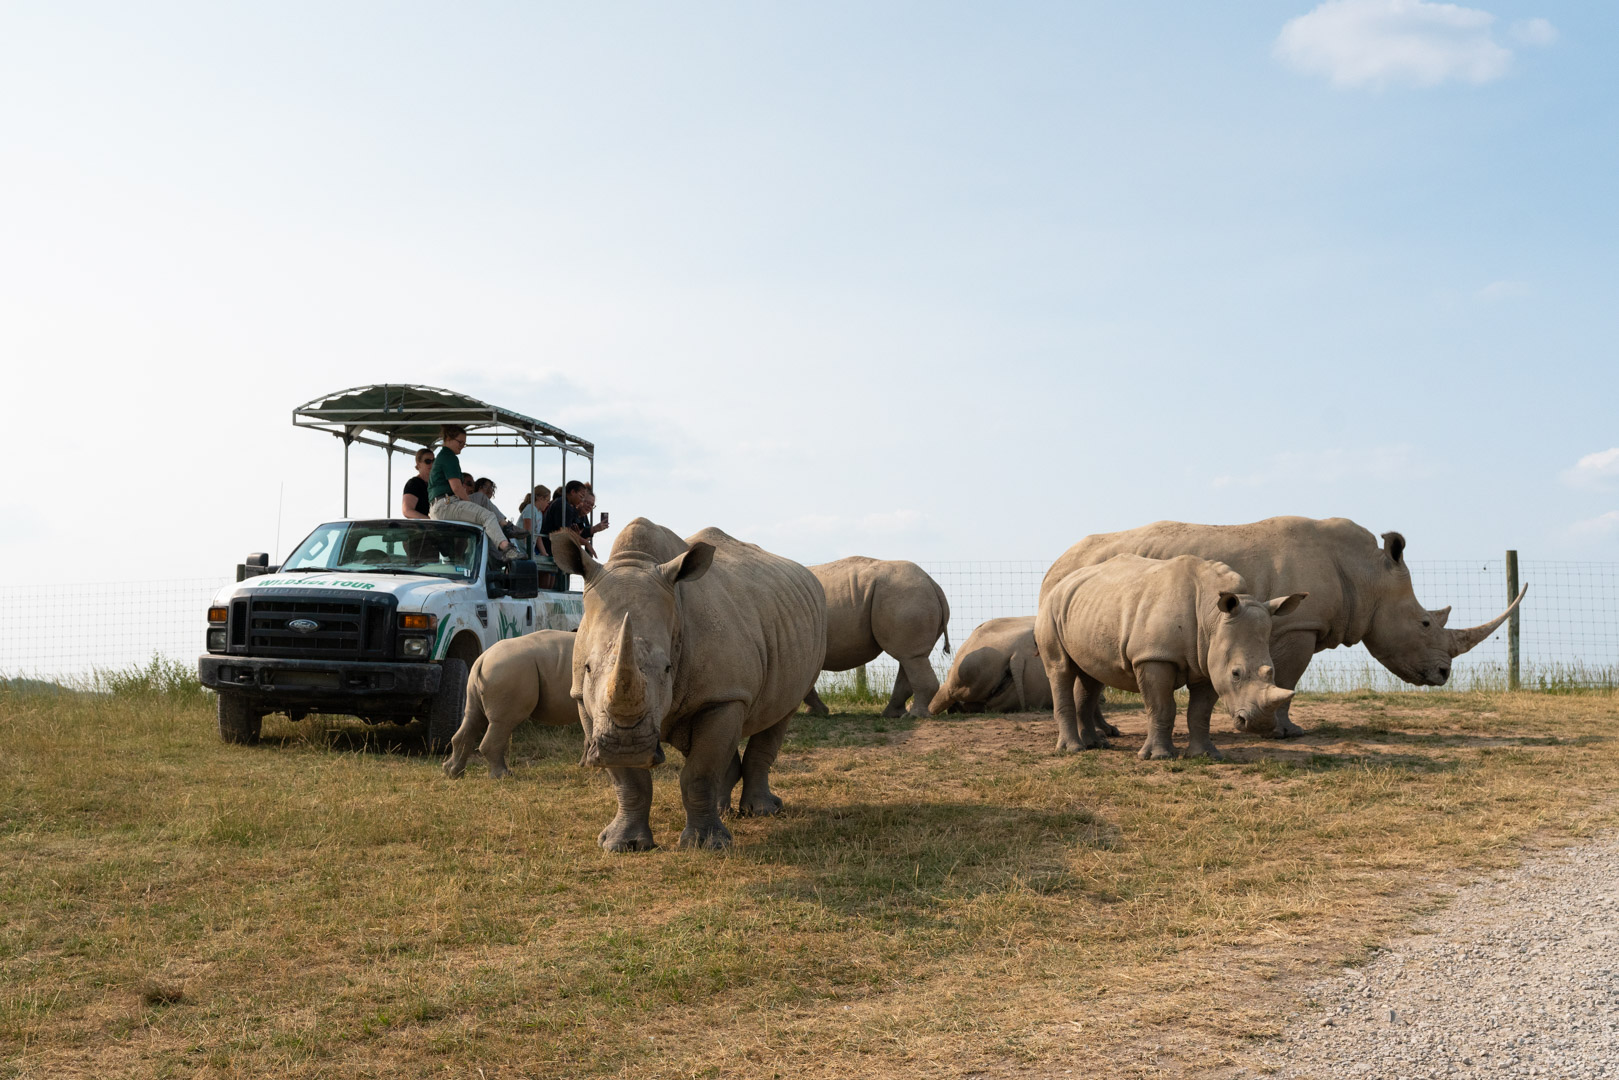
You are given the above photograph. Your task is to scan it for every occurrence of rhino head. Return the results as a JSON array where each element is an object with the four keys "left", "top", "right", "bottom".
[
  {"left": 551, "top": 531, "right": 715, "bottom": 769},
  {"left": 927, "top": 646, "right": 1009, "bottom": 715},
  {"left": 1363, "top": 532, "right": 1528, "bottom": 687},
  {"left": 1209, "top": 591, "right": 1307, "bottom": 728}
]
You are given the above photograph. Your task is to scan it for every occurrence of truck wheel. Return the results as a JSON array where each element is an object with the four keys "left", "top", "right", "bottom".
[
  {"left": 218, "top": 693, "right": 263, "bottom": 745},
  {"left": 426, "top": 658, "right": 468, "bottom": 755}
]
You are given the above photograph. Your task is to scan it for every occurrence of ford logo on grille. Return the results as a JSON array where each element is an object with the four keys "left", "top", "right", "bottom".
[{"left": 287, "top": 619, "right": 320, "bottom": 633}]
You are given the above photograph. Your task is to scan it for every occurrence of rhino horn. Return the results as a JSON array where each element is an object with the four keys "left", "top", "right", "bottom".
[
  {"left": 1263, "top": 685, "right": 1295, "bottom": 711},
  {"left": 607, "top": 614, "right": 646, "bottom": 723},
  {"left": 1447, "top": 586, "right": 1528, "bottom": 658}
]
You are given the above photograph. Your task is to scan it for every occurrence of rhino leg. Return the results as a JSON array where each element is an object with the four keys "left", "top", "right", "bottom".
[
  {"left": 1259, "top": 631, "right": 1315, "bottom": 739},
  {"left": 802, "top": 687, "right": 831, "bottom": 718},
  {"left": 478, "top": 709, "right": 527, "bottom": 779},
  {"left": 1077, "top": 671, "right": 1109, "bottom": 745},
  {"left": 1074, "top": 676, "right": 1123, "bottom": 737},
  {"left": 1184, "top": 681, "right": 1222, "bottom": 760},
  {"left": 895, "top": 655, "right": 940, "bottom": 720},
  {"left": 736, "top": 716, "right": 790, "bottom": 817},
  {"left": 599, "top": 767, "right": 658, "bottom": 852},
  {"left": 1048, "top": 653, "right": 1107, "bottom": 752},
  {"left": 717, "top": 751, "right": 744, "bottom": 816},
  {"left": 443, "top": 684, "right": 490, "bottom": 778},
  {"left": 677, "top": 702, "right": 743, "bottom": 850},
  {"left": 883, "top": 666, "right": 911, "bottom": 719},
  {"left": 1135, "top": 662, "right": 1181, "bottom": 761}
]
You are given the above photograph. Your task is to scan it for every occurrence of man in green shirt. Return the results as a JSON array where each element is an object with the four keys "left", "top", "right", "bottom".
[{"left": 426, "top": 425, "right": 520, "bottom": 561}]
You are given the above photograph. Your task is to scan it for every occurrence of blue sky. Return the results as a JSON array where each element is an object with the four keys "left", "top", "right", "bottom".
[{"left": 2, "top": 1, "right": 1615, "bottom": 581}]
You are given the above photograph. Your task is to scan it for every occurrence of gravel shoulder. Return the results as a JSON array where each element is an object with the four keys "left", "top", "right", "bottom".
[{"left": 1245, "top": 833, "right": 1619, "bottom": 1080}]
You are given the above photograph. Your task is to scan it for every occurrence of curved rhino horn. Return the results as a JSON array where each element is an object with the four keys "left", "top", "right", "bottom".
[
  {"left": 607, "top": 614, "right": 646, "bottom": 721},
  {"left": 1447, "top": 586, "right": 1528, "bottom": 658},
  {"left": 1263, "top": 685, "right": 1295, "bottom": 711}
]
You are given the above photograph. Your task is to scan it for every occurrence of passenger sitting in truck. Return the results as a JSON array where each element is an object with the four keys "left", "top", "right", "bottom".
[
  {"left": 468, "top": 477, "right": 510, "bottom": 525},
  {"left": 539, "top": 480, "right": 589, "bottom": 556},
  {"left": 517, "top": 485, "right": 551, "bottom": 539},
  {"left": 401, "top": 447, "right": 434, "bottom": 519},
  {"left": 427, "top": 425, "right": 520, "bottom": 561}
]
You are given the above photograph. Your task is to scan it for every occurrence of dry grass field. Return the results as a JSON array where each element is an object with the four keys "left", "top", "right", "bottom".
[{"left": 3, "top": 675, "right": 1617, "bottom": 1079}]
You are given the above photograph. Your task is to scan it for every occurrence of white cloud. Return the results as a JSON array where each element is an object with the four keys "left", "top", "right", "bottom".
[
  {"left": 1570, "top": 511, "right": 1619, "bottom": 538},
  {"left": 1275, "top": 1, "right": 1556, "bottom": 89},
  {"left": 1511, "top": 17, "right": 1558, "bottom": 46},
  {"left": 1563, "top": 448, "right": 1619, "bottom": 490}
]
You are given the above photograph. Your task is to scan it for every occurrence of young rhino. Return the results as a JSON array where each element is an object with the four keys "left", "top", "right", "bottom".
[
  {"left": 1035, "top": 554, "right": 1305, "bottom": 760},
  {"left": 443, "top": 630, "right": 577, "bottom": 779}
]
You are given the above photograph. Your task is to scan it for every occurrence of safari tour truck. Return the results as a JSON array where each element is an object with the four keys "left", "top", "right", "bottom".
[{"left": 198, "top": 385, "right": 593, "bottom": 751}]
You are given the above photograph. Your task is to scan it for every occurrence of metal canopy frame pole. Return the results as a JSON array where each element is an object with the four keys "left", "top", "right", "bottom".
[
  {"left": 385, "top": 439, "right": 394, "bottom": 517},
  {"left": 342, "top": 433, "right": 351, "bottom": 517}
]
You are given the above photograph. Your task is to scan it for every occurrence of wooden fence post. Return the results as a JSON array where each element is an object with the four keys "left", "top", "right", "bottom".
[
  {"left": 1505, "top": 550, "right": 1520, "bottom": 691},
  {"left": 854, "top": 664, "right": 868, "bottom": 699}
]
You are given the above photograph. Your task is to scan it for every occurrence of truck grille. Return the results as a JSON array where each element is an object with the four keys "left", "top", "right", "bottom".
[{"left": 229, "top": 590, "right": 398, "bottom": 661}]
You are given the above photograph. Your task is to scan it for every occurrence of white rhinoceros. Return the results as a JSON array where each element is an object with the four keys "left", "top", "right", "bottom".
[
  {"left": 1036, "top": 554, "right": 1304, "bottom": 760},
  {"left": 551, "top": 519, "right": 826, "bottom": 852},
  {"left": 926, "top": 616, "right": 1051, "bottom": 715},
  {"left": 801, "top": 556, "right": 950, "bottom": 720},
  {"left": 442, "top": 629, "right": 576, "bottom": 779},
  {"left": 1041, "top": 517, "right": 1525, "bottom": 738}
]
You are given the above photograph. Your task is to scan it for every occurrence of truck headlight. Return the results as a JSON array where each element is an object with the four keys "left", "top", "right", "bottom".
[
  {"left": 399, "top": 636, "right": 429, "bottom": 658},
  {"left": 207, "top": 628, "right": 227, "bottom": 652}
]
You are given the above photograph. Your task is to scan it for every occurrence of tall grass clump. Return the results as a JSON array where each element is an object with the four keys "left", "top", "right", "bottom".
[{"left": 87, "top": 654, "right": 209, "bottom": 703}]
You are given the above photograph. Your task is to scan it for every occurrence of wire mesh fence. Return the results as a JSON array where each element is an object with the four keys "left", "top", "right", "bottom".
[{"left": 1, "top": 559, "right": 1616, "bottom": 693}]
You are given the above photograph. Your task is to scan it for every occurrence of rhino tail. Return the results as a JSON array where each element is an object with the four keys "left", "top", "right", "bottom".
[{"left": 932, "top": 576, "right": 952, "bottom": 655}]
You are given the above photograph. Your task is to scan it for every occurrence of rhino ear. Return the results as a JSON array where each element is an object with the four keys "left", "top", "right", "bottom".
[
  {"left": 660, "top": 541, "right": 714, "bottom": 587},
  {"left": 551, "top": 531, "right": 601, "bottom": 582},
  {"left": 1431, "top": 605, "right": 1452, "bottom": 628},
  {"left": 1382, "top": 531, "right": 1407, "bottom": 566},
  {"left": 1216, "top": 592, "right": 1241, "bottom": 616},
  {"left": 1267, "top": 592, "right": 1308, "bottom": 618}
]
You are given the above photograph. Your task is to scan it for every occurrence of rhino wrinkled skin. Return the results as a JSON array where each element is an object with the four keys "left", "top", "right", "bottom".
[
  {"left": 801, "top": 557, "right": 951, "bottom": 720},
  {"left": 1041, "top": 517, "right": 1526, "bottom": 738},
  {"left": 926, "top": 616, "right": 1052, "bottom": 716},
  {"left": 1036, "top": 554, "right": 1304, "bottom": 760},
  {"left": 442, "top": 630, "right": 577, "bottom": 779},
  {"left": 551, "top": 518, "right": 827, "bottom": 852}
]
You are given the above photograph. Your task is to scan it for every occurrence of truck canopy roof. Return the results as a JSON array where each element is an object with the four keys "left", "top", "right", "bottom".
[{"left": 293, "top": 384, "right": 592, "bottom": 460}]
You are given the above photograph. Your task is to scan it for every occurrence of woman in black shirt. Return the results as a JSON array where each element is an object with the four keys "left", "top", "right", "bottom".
[{"left": 401, "top": 447, "right": 434, "bottom": 519}]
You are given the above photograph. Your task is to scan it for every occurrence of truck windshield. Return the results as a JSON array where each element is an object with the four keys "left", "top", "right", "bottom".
[{"left": 281, "top": 522, "right": 481, "bottom": 581}]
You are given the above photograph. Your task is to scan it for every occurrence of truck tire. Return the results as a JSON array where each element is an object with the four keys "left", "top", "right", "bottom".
[
  {"left": 218, "top": 693, "right": 262, "bottom": 745},
  {"left": 426, "top": 658, "right": 468, "bottom": 755}
]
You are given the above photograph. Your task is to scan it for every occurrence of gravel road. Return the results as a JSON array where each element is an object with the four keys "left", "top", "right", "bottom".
[{"left": 1250, "top": 835, "right": 1619, "bottom": 1080}]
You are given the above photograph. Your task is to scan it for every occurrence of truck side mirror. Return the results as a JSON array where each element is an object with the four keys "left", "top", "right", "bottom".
[
  {"left": 237, "top": 552, "right": 274, "bottom": 581},
  {"left": 246, "top": 553, "right": 269, "bottom": 568}
]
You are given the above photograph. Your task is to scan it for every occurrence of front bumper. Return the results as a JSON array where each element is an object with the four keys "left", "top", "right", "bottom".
[{"left": 198, "top": 655, "right": 442, "bottom": 709}]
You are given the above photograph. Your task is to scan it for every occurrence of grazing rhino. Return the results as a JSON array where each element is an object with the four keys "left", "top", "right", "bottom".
[
  {"left": 442, "top": 630, "right": 576, "bottom": 779},
  {"left": 1036, "top": 555, "right": 1305, "bottom": 760},
  {"left": 926, "top": 616, "right": 1051, "bottom": 715},
  {"left": 801, "top": 557, "right": 951, "bottom": 720},
  {"left": 550, "top": 518, "right": 826, "bottom": 852},
  {"left": 1041, "top": 517, "right": 1526, "bottom": 738}
]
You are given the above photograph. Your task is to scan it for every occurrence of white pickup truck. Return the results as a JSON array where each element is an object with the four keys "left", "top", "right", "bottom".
[
  {"left": 199, "top": 518, "right": 582, "bottom": 749},
  {"left": 198, "top": 384, "right": 595, "bottom": 751}
]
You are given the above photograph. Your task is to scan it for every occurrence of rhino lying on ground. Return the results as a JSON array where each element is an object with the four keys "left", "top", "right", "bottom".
[
  {"left": 1037, "top": 554, "right": 1304, "bottom": 759},
  {"left": 1041, "top": 517, "right": 1526, "bottom": 738},
  {"left": 442, "top": 630, "right": 576, "bottom": 779},
  {"left": 551, "top": 519, "right": 826, "bottom": 852},
  {"left": 926, "top": 616, "right": 1051, "bottom": 715},
  {"left": 801, "top": 557, "right": 950, "bottom": 720}
]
